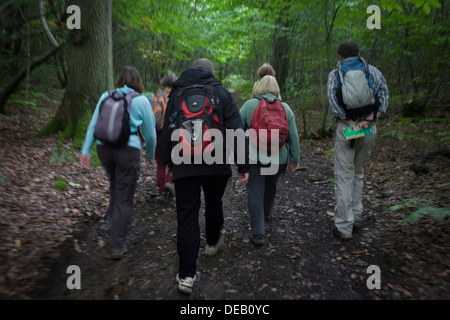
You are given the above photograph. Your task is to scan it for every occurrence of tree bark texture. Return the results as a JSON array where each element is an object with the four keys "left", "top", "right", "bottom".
[
  {"left": 272, "top": 17, "right": 290, "bottom": 94},
  {"left": 52, "top": 0, "right": 113, "bottom": 135}
]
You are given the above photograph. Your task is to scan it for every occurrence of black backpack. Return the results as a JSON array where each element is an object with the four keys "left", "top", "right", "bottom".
[
  {"left": 94, "top": 90, "right": 140, "bottom": 147},
  {"left": 168, "top": 83, "right": 224, "bottom": 156}
]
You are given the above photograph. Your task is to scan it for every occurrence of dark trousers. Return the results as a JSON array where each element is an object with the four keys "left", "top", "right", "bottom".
[
  {"left": 175, "top": 175, "right": 230, "bottom": 278},
  {"left": 97, "top": 145, "right": 141, "bottom": 249}
]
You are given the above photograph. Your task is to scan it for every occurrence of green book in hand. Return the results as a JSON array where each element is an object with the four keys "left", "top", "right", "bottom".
[{"left": 343, "top": 125, "right": 373, "bottom": 140}]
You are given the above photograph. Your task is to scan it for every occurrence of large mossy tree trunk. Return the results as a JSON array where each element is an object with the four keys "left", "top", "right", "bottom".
[{"left": 39, "top": 0, "right": 113, "bottom": 146}]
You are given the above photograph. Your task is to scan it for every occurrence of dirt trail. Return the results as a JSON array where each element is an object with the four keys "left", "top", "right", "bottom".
[
  {"left": 1, "top": 99, "right": 448, "bottom": 301},
  {"left": 27, "top": 138, "right": 449, "bottom": 301}
]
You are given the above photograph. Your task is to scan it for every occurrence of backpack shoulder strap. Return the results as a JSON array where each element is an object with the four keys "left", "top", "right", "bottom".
[
  {"left": 151, "top": 91, "right": 166, "bottom": 107},
  {"left": 335, "top": 63, "right": 343, "bottom": 87},
  {"left": 124, "top": 91, "right": 140, "bottom": 112},
  {"left": 359, "top": 57, "right": 371, "bottom": 80},
  {"left": 159, "top": 90, "right": 168, "bottom": 103},
  {"left": 359, "top": 57, "right": 376, "bottom": 100},
  {"left": 207, "top": 82, "right": 223, "bottom": 122},
  {"left": 359, "top": 57, "right": 368, "bottom": 71},
  {"left": 256, "top": 95, "right": 282, "bottom": 103},
  {"left": 208, "top": 80, "right": 220, "bottom": 87}
]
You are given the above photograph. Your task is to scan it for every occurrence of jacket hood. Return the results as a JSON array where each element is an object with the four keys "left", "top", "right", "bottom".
[
  {"left": 115, "top": 85, "right": 135, "bottom": 94},
  {"left": 170, "top": 66, "right": 218, "bottom": 97}
]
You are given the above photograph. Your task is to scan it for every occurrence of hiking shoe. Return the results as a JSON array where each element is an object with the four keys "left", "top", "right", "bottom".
[
  {"left": 353, "top": 222, "right": 361, "bottom": 234},
  {"left": 111, "top": 245, "right": 127, "bottom": 260},
  {"left": 176, "top": 273, "right": 197, "bottom": 295},
  {"left": 331, "top": 225, "right": 353, "bottom": 240},
  {"left": 164, "top": 182, "right": 175, "bottom": 196},
  {"left": 100, "top": 217, "right": 112, "bottom": 231},
  {"left": 251, "top": 234, "right": 265, "bottom": 246},
  {"left": 205, "top": 230, "right": 225, "bottom": 257}
]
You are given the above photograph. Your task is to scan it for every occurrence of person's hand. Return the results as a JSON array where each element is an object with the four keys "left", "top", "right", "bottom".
[
  {"left": 357, "top": 121, "right": 370, "bottom": 128},
  {"left": 289, "top": 162, "right": 299, "bottom": 173},
  {"left": 340, "top": 117, "right": 356, "bottom": 127},
  {"left": 80, "top": 154, "right": 92, "bottom": 170},
  {"left": 238, "top": 173, "right": 249, "bottom": 186}
]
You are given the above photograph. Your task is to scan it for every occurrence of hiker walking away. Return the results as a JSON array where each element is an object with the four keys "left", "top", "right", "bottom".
[
  {"left": 161, "top": 58, "right": 249, "bottom": 295},
  {"left": 151, "top": 72, "right": 178, "bottom": 197},
  {"left": 327, "top": 40, "right": 389, "bottom": 240},
  {"left": 79, "top": 66, "right": 157, "bottom": 259},
  {"left": 240, "top": 75, "right": 300, "bottom": 246},
  {"left": 251, "top": 63, "right": 281, "bottom": 99}
]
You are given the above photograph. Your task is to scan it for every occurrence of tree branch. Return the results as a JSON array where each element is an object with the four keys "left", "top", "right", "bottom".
[
  {"left": 39, "top": 0, "right": 59, "bottom": 47},
  {"left": 326, "top": 0, "right": 346, "bottom": 41},
  {"left": 0, "top": 44, "right": 65, "bottom": 114},
  {"left": 0, "top": 0, "right": 14, "bottom": 16}
]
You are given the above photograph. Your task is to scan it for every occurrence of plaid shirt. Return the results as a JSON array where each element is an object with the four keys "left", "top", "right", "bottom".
[{"left": 327, "top": 63, "right": 389, "bottom": 122}]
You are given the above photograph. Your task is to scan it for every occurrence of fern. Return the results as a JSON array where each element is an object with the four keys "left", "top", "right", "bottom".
[{"left": 390, "top": 198, "right": 450, "bottom": 224}]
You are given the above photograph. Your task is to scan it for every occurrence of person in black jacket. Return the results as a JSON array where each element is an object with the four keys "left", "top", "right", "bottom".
[{"left": 161, "top": 58, "right": 249, "bottom": 294}]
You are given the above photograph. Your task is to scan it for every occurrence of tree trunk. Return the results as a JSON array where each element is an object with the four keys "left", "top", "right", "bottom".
[
  {"left": 272, "top": 18, "right": 290, "bottom": 95},
  {"left": 319, "top": 0, "right": 345, "bottom": 138},
  {"left": 40, "top": 0, "right": 113, "bottom": 141},
  {"left": 272, "top": 1, "right": 292, "bottom": 95}
]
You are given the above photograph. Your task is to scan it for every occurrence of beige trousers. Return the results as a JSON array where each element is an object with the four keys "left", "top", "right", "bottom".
[{"left": 334, "top": 120, "right": 376, "bottom": 237}]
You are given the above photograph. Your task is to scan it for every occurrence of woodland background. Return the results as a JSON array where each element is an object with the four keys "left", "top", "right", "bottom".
[{"left": 1, "top": 0, "right": 448, "bottom": 139}]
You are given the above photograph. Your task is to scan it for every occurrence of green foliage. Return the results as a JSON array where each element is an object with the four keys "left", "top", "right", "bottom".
[
  {"left": 91, "top": 149, "right": 102, "bottom": 168},
  {"left": 323, "top": 148, "right": 335, "bottom": 163},
  {"left": 8, "top": 84, "right": 61, "bottom": 112},
  {"left": 2, "top": 0, "right": 448, "bottom": 143},
  {"left": 60, "top": 122, "right": 75, "bottom": 143},
  {"left": 35, "top": 117, "right": 60, "bottom": 138},
  {"left": 285, "top": 73, "right": 317, "bottom": 138},
  {"left": 380, "top": 129, "right": 406, "bottom": 141},
  {"left": 383, "top": 118, "right": 450, "bottom": 144},
  {"left": 390, "top": 198, "right": 450, "bottom": 224},
  {"left": 0, "top": 173, "right": 7, "bottom": 183},
  {"left": 53, "top": 176, "right": 68, "bottom": 191},
  {"left": 113, "top": 0, "right": 208, "bottom": 85},
  {"left": 382, "top": 0, "right": 442, "bottom": 15},
  {"left": 222, "top": 74, "right": 254, "bottom": 100},
  {"left": 394, "top": 118, "right": 417, "bottom": 127},
  {"left": 49, "top": 141, "right": 76, "bottom": 165},
  {"left": 435, "top": 131, "right": 450, "bottom": 144},
  {"left": 73, "top": 110, "right": 93, "bottom": 150}
]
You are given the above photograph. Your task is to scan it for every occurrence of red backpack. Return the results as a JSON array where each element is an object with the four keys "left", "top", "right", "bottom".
[{"left": 249, "top": 97, "right": 288, "bottom": 152}]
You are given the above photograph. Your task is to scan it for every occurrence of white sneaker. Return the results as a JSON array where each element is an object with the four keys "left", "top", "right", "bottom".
[
  {"left": 205, "top": 230, "right": 225, "bottom": 257},
  {"left": 176, "top": 273, "right": 198, "bottom": 294},
  {"left": 164, "top": 182, "right": 175, "bottom": 196}
]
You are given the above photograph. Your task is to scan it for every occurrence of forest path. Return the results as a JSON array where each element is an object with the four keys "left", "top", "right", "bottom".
[
  {"left": 1, "top": 101, "right": 448, "bottom": 301},
  {"left": 29, "top": 139, "right": 449, "bottom": 301}
]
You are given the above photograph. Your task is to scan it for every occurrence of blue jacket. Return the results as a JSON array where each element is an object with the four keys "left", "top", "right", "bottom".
[{"left": 81, "top": 85, "right": 157, "bottom": 159}]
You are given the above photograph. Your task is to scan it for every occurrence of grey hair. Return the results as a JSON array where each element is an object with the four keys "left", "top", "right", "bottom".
[{"left": 193, "top": 58, "right": 215, "bottom": 74}]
